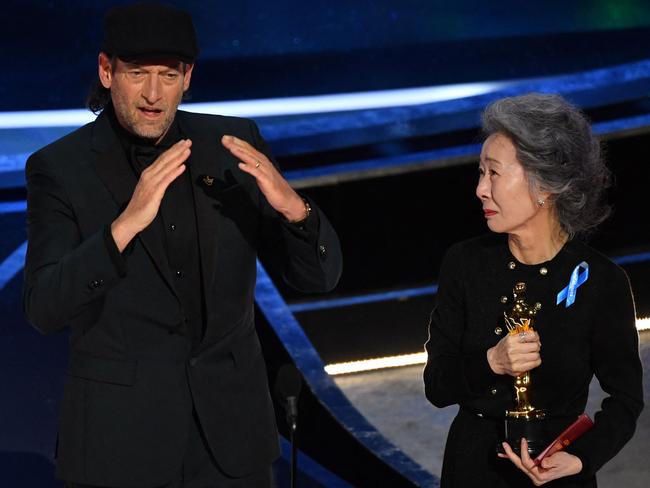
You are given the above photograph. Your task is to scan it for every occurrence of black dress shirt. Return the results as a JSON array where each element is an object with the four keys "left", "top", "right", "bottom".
[{"left": 106, "top": 106, "right": 205, "bottom": 348}]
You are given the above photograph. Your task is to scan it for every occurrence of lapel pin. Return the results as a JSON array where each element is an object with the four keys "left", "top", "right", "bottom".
[{"left": 202, "top": 175, "right": 214, "bottom": 186}]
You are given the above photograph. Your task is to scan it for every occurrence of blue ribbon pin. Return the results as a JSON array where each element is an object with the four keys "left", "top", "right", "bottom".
[{"left": 556, "top": 261, "right": 589, "bottom": 307}]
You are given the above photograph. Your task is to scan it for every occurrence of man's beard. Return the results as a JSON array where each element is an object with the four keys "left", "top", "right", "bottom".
[{"left": 112, "top": 93, "right": 181, "bottom": 142}]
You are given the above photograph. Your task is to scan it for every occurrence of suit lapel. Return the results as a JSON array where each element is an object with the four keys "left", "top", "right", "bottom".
[
  {"left": 90, "top": 112, "right": 180, "bottom": 302},
  {"left": 185, "top": 131, "right": 221, "bottom": 301},
  {"left": 90, "top": 113, "right": 137, "bottom": 206}
]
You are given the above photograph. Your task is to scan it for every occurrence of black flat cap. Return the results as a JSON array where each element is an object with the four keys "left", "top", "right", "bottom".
[{"left": 101, "top": 2, "right": 198, "bottom": 63}]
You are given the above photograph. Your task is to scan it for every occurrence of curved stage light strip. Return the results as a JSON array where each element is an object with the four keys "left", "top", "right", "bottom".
[
  {"left": 0, "top": 200, "right": 27, "bottom": 214},
  {"left": 259, "top": 58, "right": 650, "bottom": 156},
  {"left": 0, "top": 241, "right": 27, "bottom": 291},
  {"left": 254, "top": 261, "right": 438, "bottom": 487}
]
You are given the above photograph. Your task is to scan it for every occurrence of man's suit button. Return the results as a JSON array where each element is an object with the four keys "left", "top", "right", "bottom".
[
  {"left": 318, "top": 245, "right": 327, "bottom": 259},
  {"left": 88, "top": 280, "right": 101, "bottom": 290},
  {"left": 175, "top": 270, "right": 183, "bottom": 278},
  {"left": 189, "top": 357, "right": 198, "bottom": 367}
]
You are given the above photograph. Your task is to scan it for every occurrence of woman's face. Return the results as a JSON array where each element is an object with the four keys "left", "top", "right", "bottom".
[{"left": 476, "top": 133, "right": 546, "bottom": 235}]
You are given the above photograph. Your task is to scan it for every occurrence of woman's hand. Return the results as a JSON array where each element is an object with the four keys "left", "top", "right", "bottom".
[
  {"left": 487, "top": 330, "right": 541, "bottom": 376},
  {"left": 499, "top": 438, "right": 583, "bottom": 485}
]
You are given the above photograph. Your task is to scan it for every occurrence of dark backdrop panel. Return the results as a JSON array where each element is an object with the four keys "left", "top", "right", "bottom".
[{"left": 2, "top": 1, "right": 650, "bottom": 110}]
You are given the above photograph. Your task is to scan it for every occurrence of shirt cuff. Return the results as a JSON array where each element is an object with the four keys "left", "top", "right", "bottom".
[
  {"left": 103, "top": 225, "right": 127, "bottom": 277},
  {"left": 281, "top": 195, "right": 320, "bottom": 235}
]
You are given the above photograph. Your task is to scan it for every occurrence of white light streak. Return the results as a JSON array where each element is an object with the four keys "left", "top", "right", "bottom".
[
  {"left": 183, "top": 82, "right": 509, "bottom": 117},
  {"left": 0, "top": 82, "right": 508, "bottom": 129},
  {"left": 324, "top": 352, "right": 427, "bottom": 376},
  {"left": 638, "top": 317, "right": 650, "bottom": 331}
]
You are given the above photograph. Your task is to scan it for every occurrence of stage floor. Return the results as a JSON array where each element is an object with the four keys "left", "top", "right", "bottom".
[{"left": 335, "top": 330, "right": 650, "bottom": 487}]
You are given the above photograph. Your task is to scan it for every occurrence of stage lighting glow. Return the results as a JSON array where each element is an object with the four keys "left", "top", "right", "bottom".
[
  {"left": 638, "top": 317, "right": 650, "bottom": 331},
  {"left": 326, "top": 316, "right": 649, "bottom": 375},
  {"left": 0, "top": 110, "right": 96, "bottom": 129},
  {"left": 0, "top": 82, "right": 508, "bottom": 129},
  {"left": 184, "top": 82, "right": 509, "bottom": 117},
  {"left": 0, "top": 200, "right": 26, "bottom": 214},
  {"left": 324, "top": 352, "right": 427, "bottom": 376}
]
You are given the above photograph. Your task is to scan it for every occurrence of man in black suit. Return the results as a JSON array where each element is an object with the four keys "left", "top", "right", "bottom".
[{"left": 23, "top": 3, "right": 342, "bottom": 487}]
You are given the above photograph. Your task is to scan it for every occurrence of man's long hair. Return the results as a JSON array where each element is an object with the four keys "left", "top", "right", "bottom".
[{"left": 86, "top": 79, "right": 111, "bottom": 114}]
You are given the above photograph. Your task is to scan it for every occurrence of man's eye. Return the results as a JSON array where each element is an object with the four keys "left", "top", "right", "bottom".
[
  {"left": 164, "top": 73, "right": 180, "bottom": 80},
  {"left": 127, "top": 71, "right": 145, "bottom": 79}
]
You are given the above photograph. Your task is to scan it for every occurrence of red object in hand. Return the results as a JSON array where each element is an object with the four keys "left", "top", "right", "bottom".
[{"left": 533, "top": 413, "right": 594, "bottom": 465}]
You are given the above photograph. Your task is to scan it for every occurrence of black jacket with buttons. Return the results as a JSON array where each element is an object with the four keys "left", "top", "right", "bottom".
[
  {"left": 424, "top": 234, "right": 643, "bottom": 487},
  {"left": 23, "top": 109, "right": 342, "bottom": 486}
]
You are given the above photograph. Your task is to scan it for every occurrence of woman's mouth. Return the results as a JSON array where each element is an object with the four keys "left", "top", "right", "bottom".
[{"left": 483, "top": 209, "right": 497, "bottom": 217}]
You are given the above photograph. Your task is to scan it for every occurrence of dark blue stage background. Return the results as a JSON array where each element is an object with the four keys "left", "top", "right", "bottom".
[
  {"left": 3, "top": 0, "right": 650, "bottom": 109},
  {"left": 1, "top": 1, "right": 650, "bottom": 486}
]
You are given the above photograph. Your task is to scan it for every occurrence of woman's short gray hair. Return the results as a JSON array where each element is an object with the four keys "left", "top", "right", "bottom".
[{"left": 481, "top": 93, "right": 611, "bottom": 238}]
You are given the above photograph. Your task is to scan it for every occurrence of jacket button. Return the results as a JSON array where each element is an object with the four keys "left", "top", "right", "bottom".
[
  {"left": 491, "top": 388, "right": 498, "bottom": 395},
  {"left": 88, "top": 280, "right": 100, "bottom": 290},
  {"left": 494, "top": 327, "right": 503, "bottom": 335},
  {"left": 500, "top": 296, "right": 508, "bottom": 304},
  {"left": 318, "top": 245, "right": 327, "bottom": 258}
]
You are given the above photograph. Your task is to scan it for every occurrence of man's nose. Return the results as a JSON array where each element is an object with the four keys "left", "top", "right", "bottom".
[{"left": 142, "top": 74, "right": 162, "bottom": 103}]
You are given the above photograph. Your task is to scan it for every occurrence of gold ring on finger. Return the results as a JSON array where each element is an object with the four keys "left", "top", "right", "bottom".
[{"left": 255, "top": 160, "right": 261, "bottom": 168}]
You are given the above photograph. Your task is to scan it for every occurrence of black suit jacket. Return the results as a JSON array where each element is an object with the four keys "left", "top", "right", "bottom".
[{"left": 23, "top": 110, "right": 342, "bottom": 486}]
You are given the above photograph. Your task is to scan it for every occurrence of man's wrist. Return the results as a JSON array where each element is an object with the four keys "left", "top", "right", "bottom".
[
  {"left": 111, "top": 216, "right": 138, "bottom": 253},
  {"left": 283, "top": 195, "right": 311, "bottom": 224}
]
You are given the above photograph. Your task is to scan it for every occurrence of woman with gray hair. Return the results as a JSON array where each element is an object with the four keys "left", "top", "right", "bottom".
[{"left": 424, "top": 93, "right": 643, "bottom": 487}]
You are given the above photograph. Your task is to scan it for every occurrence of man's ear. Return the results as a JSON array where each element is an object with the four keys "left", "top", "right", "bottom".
[
  {"left": 98, "top": 52, "right": 113, "bottom": 89},
  {"left": 183, "top": 63, "right": 195, "bottom": 92}
]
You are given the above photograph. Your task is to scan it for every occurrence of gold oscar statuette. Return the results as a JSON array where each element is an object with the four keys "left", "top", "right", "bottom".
[{"left": 499, "top": 282, "right": 549, "bottom": 457}]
